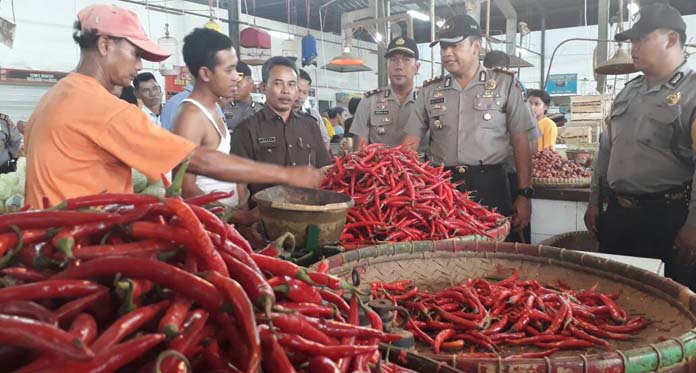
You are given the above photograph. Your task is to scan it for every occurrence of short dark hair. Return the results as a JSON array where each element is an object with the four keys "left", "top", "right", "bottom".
[
  {"left": 328, "top": 106, "right": 345, "bottom": 119},
  {"left": 298, "top": 69, "right": 312, "bottom": 84},
  {"left": 262, "top": 56, "right": 298, "bottom": 83},
  {"left": 483, "top": 50, "right": 511, "bottom": 69},
  {"left": 133, "top": 72, "right": 157, "bottom": 90},
  {"left": 348, "top": 97, "right": 361, "bottom": 115},
  {"left": 119, "top": 86, "right": 138, "bottom": 105},
  {"left": 72, "top": 21, "right": 101, "bottom": 50},
  {"left": 527, "top": 89, "right": 551, "bottom": 106},
  {"left": 183, "top": 28, "right": 233, "bottom": 79}
]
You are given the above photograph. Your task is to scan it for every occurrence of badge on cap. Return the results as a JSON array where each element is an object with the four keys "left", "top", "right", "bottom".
[
  {"left": 483, "top": 113, "right": 492, "bottom": 121},
  {"left": 433, "top": 119, "right": 443, "bottom": 129},
  {"left": 395, "top": 38, "right": 405, "bottom": 46},
  {"left": 484, "top": 80, "right": 497, "bottom": 90},
  {"left": 442, "top": 22, "right": 452, "bottom": 31},
  {"left": 377, "top": 127, "right": 386, "bottom": 135},
  {"left": 665, "top": 92, "right": 681, "bottom": 106},
  {"left": 434, "top": 91, "right": 444, "bottom": 98}
]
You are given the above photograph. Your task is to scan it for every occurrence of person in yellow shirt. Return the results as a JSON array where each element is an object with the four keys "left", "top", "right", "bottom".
[
  {"left": 527, "top": 89, "right": 557, "bottom": 151},
  {"left": 323, "top": 115, "right": 335, "bottom": 138}
]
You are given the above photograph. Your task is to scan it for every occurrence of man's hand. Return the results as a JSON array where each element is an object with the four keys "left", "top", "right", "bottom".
[
  {"left": 675, "top": 226, "right": 696, "bottom": 265},
  {"left": 584, "top": 205, "right": 600, "bottom": 237},
  {"left": 511, "top": 196, "right": 531, "bottom": 229},
  {"left": 284, "top": 166, "right": 323, "bottom": 189}
]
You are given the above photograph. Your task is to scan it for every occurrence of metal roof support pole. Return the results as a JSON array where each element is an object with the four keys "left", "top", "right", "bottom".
[
  {"left": 597, "top": 0, "right": 610, "bottom": 93},
  {"left": 377, "top": 0, "right": 388, "bottom": 87},
  {"left": 227, "top": 0, "right": 241, "bottom": 56},
  {"left": 493, "top": 0, "right": 517, "bottom": 57},
  {"left": 430, "top": 0, "right": 436, "bottom": 79},
  {"left": 540, "top": 14, "right": 546, "bottom": 89}
]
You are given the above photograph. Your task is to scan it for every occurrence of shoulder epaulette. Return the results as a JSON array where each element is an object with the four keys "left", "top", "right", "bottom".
[
  {"left": 364, "top": 88, "right": 383, "bottom": 98},
  {"left": 422, "top": 76, "right": 444, "bottom": 88},
  {"left": 492, "top": 67, "right": 516, "bottom": 77},
  {"left": 626, "top": 75, "right": 644, "bottom": 86}
]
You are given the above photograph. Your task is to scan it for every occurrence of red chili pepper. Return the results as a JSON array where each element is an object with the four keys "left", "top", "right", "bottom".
[
  {"left": 310, "top": 356, "right": 341, "bottom": 373},
  {"left": 159, "top": 309, "right": 209, "bottom": 372},
  {"left": 0, "top": 229, "right": 52, "bottom": 258},
  {"left": 432, "top": 305, "right": 479, "bottom": 329},
  {"left": 127, "top": 221, "right": 197, "bottom": 247},
  {"left": 48, "top": 333, "right": 166, "bottom": 372},
  {"left": 482, "top": 315, "right": 509, "bottom": 335},
  {"left": 220, "top": 252, "right": 275, "bottom": 316},
  {"left": 275, "top": 333, "right": 377, "bottom": 360},
  {"left": 0, "top": 314, "right": 94, "bottom": 360},
  {"left": 407, "top": 318, "right": 435, "bottom": 345},
  {"left": 189, "top": 203, "right": 227, "bottom": 241},
  {"left": 202, "top": 271, "right": 261, "bottom": 372},
  {"left": 203, "top": 340, "right": 241, "bottom": 372},
  {"left": 0, "top": 279, "right": 104, "bottom": 303},
  {"left": 598, "top": 293, "right": 625, "bottom": 323},
  {"left": 274, "top": 303, "right": 334, "bottom": 319},
  {"left": 0, "top": 210, "right": 120, "bottom": 232},
  {"left": 434, "top": 328, "right": 456, "bottom": 354},
  {"left": 90, "top": 300, "right": 169, "bottom": 353},
  {"left": 259, "top": 326, "right": 297, "bottom": 373},
  {"left": 74, "top": 239, "right": 175, "bottom": 260},
  {"left": 303, "top": 317, "right": 401, "bottom": 342},
  {"left": 0, "top": 267, "right": 48, "bottom": 282},
  {"left": 52, "top": 257, "right": 224, "bottom": 313},
  {"left": 53, "top": 193, "right": 160, "bottom": 210},
  {"left": 215, "top": 235, "right": 262, "bottom": 275},
  {"left": 270, "top": 313, "right": 336, "bottom": 346},
  {"left": 308, "top": 271, "right": 354, "bottom": 291},
  {"left": 535, "top": 338, "right": 594, "bottom": 349},
  {"left": 0, "top": 300, "right": 56, "bottom": 325},
  {"left": 251, "top": 253, "right": 314, "bottom": 283},
  {"left": 543, "top": 301, "right": 569, "bottom": 335},
  {"left": 185, "top": 191, "right": 235, "bottom": 206},
  {"left": 69, "top": 313, "right": 98, "bottom": 345},
  {"left": 504, "top": 348, "right": 560, "bottom": 359},
  {"left": 319, "top": 289, "right": 351, "bottom": 315},
  {"left": 273, "top": 276, "right": 323, "bottom": 304},
  {"left": 158, "top": 297, "right": 193, "bottom": 339},
  {"left": 225, "top": 224, "right": 253, "bottom": 254},
  {"left": 317, "top": 259, "right": 330, "bottom": 274},
  {"left": 567, "top": 324, "right": 611, "bottom": 349},
  {"left": 165, "top": 198, "right": 228, "bottom": 276},
  {"left": 54, "top": 288, "right": 110, "bottom": 326}
]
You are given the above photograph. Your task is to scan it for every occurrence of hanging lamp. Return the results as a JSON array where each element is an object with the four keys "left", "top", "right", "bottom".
[
  {"left": 594, "top": 0, "right": 637, "bottom": 75},
  {"left": 322, "top": 37, "right": 371, "bottom": 73}
]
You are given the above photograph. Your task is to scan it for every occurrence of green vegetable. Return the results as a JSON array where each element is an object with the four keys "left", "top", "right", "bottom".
[
  {"left": 141, "top": 184, "right": 166, "bottom": 198},
  {"left": 132, "top": 169, "right": 148, "bottom": 193}
]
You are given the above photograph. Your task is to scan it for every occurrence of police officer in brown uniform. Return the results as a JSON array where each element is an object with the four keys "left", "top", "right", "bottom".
[
  {"left": 584, "top": 4, "right": 696, "bottom": 285},
  {"left": 402, "top": 15, "right": 536, "bottom": 230},
  {"left": 350, "top": 36, "right": 420, "bottom": 150},
  {"left": 230, "top": 57, "right": 332, "bottom": 198}
]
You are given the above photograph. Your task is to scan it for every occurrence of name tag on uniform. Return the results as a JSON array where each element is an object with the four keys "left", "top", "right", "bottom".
[
  {"left": 373, "top": 110, "right": 389, "bottom": 115},
  {"left": 258, "top": 137, "right": 276, "bottom": 144},
  {"left": 430, "top": 97, "right": 445, "bottom": 104}
]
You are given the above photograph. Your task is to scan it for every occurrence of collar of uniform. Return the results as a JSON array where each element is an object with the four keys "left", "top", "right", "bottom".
[
  {"left": 260, "top": 104, "right": 298, "bottom": 123},
  {"left": 664, "top": 61, "right": 690, "bottom": 89},
  {"left": 385, "top": 85, "right": 418, "bottom": 103}
]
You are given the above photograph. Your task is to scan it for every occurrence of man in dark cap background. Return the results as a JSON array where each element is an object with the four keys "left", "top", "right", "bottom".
[
  {"left": 585, "top": 4, "right": 696, "bottom": 287},
  {"left": 224, "top": 61, "right": 262, "bottom": 133},
  {"left": 402, "top": 14, "right": 536, "bottom": 233},
  {"left": 349, "top": 36, "right": 420, "bottom": 151}
]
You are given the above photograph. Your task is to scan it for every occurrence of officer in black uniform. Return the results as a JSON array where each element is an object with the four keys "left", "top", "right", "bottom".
[
  {"left": 0, "top": 114, "right": 22, "bottom": 173},
  {"left": 585, "top": 4, "right": 696, "bottom": 286},
  {"left": 230, "top": 57, "right": 331, "bottom": 198}
]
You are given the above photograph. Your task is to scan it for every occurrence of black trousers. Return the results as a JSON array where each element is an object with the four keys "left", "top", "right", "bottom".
[
  {"left": 506, "top": 172, "right": 531, "bottom": 243},
  {"left": 0, "top": 159, "right": 14, "bottom": 174},
  {"left": 446, "top": 165, "right": 514, "bottom": 217},
  {"left": 598, "top": 196, "right": 689, "bottom": 286}
]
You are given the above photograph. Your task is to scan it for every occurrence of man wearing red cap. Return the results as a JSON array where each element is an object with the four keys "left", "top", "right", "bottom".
[{"left": 23, "top": 4, "right": 321, "bottom": 208}]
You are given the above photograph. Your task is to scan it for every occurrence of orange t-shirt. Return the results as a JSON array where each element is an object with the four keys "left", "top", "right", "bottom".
[{"left": 25, "top": 73, "right": 196, "bottom": 208}]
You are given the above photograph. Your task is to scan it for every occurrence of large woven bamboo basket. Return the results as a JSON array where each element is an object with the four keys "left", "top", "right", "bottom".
[{"left": 316, "top": 241, "right": 696, "bottom": 372}]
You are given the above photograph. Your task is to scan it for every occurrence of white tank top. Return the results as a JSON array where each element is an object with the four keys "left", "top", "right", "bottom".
[{"left": 181, "top": 98, "right": 239, "bottom": 207}]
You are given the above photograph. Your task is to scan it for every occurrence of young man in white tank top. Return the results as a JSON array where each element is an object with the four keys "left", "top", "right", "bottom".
[{"left": 170, "top": 29, "right": 262, "bottom": 227}]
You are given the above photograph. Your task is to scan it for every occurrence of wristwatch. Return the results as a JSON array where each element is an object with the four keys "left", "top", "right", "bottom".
[{"left": 518, "top": 186, "right": 535, "bottom": 199}]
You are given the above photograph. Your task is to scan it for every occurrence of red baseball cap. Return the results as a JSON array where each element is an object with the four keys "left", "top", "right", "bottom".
[{"left": 77, "top": 4, "right": 170, "bottom": 62}]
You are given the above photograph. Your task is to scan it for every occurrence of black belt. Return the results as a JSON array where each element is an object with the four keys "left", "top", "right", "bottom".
[
  {"left": 609, "top": 183, "right": 691, "bottom": 209},
  {"left": 445, "top": 164, "right": 506, "bottom": 175}
]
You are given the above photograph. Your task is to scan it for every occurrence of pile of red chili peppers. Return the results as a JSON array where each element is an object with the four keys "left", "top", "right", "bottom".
[
  {"left": 321, "top": 144, "right": 504, "bottom": 248},
  {"left": 372, "top": 273, "right": 648, "bottom": 359},
  {"left": 0, "top": 191, "right": 414, "bottom": 372}
]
